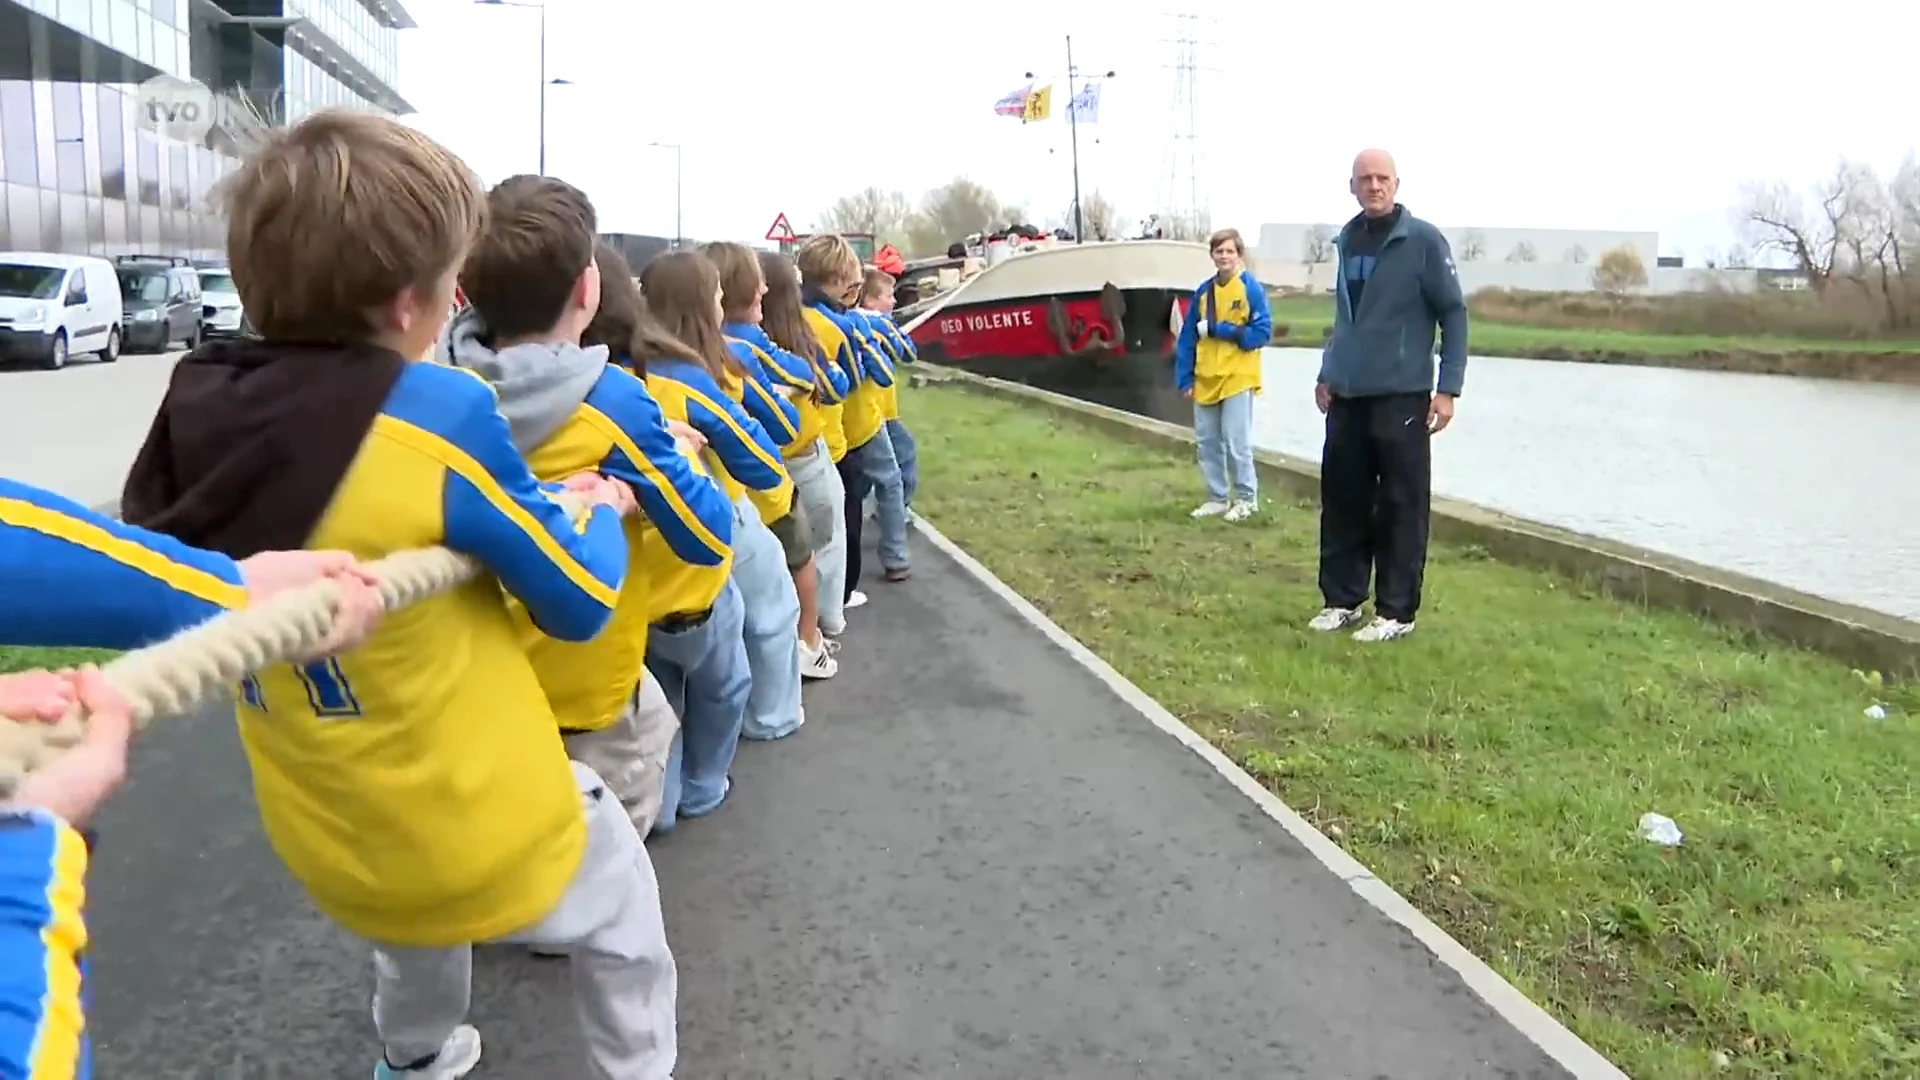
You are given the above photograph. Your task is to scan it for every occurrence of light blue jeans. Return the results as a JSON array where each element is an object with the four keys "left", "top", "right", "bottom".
[
  {"left": 885, "top": 417, "right": 918, "bottom": 508},
  {"left": 1194, "top": 389, "right": 1257, "bottom": 503},
  {"left": 648, "top": 577, "right": 749, "bottom": 834},
  {"left": 846, "top": 430, "right": 910, "bottom": 571},
  {"left": 729, "top": 495, "right": 804, "bottom": 742},
  {"left": 788, "top": 439, "right": 848, "bottom": 635}
]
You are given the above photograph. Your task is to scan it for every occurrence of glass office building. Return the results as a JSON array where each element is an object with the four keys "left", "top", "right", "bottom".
[{"left": 0, "top": 0, "right": 414, "bottom": 258}]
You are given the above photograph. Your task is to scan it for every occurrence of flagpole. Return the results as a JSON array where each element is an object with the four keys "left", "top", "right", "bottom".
[{"left": 1066, "top": 35, "right": 1085, "bottom": 244}]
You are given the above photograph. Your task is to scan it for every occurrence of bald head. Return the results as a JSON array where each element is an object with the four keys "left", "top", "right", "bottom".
[{"left": 1350, "top": 148, "right": 1399, "bottom": 218}]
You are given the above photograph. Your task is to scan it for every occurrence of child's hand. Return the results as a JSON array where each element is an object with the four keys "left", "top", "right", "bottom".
[
  {"left": 1194, "top": 319, "right": 1209, "bottom": 338},
  {"left": 666, "top": 420, "right": 706, "bottom": 451}
]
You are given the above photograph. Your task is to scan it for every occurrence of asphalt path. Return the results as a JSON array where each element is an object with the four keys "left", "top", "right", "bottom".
[
  {"left": 81, "top": 534, "right": 1584, "bottom": 1079},
  {"left": 0, "top": 348, "right": 185, "bottom": 509}
]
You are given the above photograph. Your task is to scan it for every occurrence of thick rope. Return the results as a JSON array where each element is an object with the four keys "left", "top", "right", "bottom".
[{"left": 0, "top": 491, "right": 595, "bottom": 798}]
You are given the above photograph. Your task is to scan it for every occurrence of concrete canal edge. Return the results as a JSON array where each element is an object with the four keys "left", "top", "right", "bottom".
[
  {"left": 911, "top": 515, "right": 1634, "bottom": 1080},
  {"left": 915, "top": 367, "right": 1920, "bottom": 680}
]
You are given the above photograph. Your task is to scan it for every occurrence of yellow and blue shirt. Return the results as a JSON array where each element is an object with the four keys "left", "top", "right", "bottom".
[
  {"left": 513, "top": 364, "right": 732, "bottom": 736},
  {"left": 729, "top": 324, "right": 849, "bottom": 460},
  {"left": 803, "top": 301, "right": 893, "bottom": 452},
  {"left": 1173, "top": 268, "right": 1274, "bottom": 406},
  {"left": 234, "top": 361, "right": 628, "bottom": 948},
  {"left": 0, "top": 477, "right": 246, "bottom": 648}
]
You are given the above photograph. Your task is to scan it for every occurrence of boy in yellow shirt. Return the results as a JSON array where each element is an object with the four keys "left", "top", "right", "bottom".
[{"left": 115, "top": 110, "right": 676, "bottom": 1080}]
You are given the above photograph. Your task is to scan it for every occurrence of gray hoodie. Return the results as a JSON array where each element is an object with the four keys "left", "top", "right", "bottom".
[{"left": 438, "top": 306, "right": 607, "bottom": 452}]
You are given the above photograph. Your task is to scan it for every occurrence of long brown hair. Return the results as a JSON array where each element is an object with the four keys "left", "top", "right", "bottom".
[
  {"left": 580, "top": 241, "right": 701, "bottom": 375},
  {"left": 758, "top": 250, "right": 832, "bottom": 401},
  {"left": 702, "top": 240, "right": 764, "bottom": 324},
  {"left": 639, "top": 251, "right": 743, "bottom": 381}
]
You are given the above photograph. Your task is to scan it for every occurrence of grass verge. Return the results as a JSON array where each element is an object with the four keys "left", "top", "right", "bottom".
[
  {"left": 0, "top": 647, "right": 116, "bottom": 675},
  {"left": 1264, "top": 295, "right": 1920, "bottom": 381},
  {"left": 907, "top": 381, "right": 1918, "bottom": 1080}
]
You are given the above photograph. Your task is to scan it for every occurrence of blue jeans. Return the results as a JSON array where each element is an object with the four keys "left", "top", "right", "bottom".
[
  {"left": 729, "top": 496, "right": 803, "bottom": 741},
  {"left": 788, "top": 440, "right": 848, "bottom": 634},
  {"left": 885, "top": 418, "right": 918, "bottom": 508},
  {"left": 1194, "top": 389, "right": 1257, "bottom": 502},
  {"left": 845, "top": 430, "right": 909, "bottom": 572},
  {"left": 647, "top": 577, "right": 749, "bottom": 833}
]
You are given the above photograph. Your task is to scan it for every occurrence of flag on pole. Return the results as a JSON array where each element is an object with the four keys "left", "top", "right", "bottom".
[
  {"left": 1022, "top": 84, "right": 1053, "bottom": 123},
  {"left": 1067, "top": 80, "right": 1103, "bottom": 124},
  {"left": 993, "top": 82, "right": 1033, "bottom": 117}
]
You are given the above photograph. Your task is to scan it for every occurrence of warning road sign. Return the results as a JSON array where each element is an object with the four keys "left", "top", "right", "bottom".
[{"left": 764, "top": 212, "right": 797, "bottom": 243}]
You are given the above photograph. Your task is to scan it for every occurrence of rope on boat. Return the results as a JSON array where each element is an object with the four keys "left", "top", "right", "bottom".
[
  {"left": 0, "top": 298, "right": 964, "bottom": 797},
  {"left": 0, "top": 491, "right": 593, "bottom": 798}
]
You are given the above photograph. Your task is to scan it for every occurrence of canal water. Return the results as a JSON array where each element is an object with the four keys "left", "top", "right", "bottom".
[{"left": 988, "top": 347, "right": 1920, "bottom": 624}]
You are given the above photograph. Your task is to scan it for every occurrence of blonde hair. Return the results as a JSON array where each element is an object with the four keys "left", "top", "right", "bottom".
[
  {"left": 1207, "top": 228, "right": 1247, "bottom": 258},
  {"left": 794, "top": 233, "right": 861, "bottom": 289},
  {"left": 219, "top": 108, "right": 484, "bottom": 343}
]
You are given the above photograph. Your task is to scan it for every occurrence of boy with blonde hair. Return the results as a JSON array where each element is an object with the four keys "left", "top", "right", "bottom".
[
  {"left": 795, "top": 235, "right": 908, "bottom": 599},
  {"left": 117, "top": 109, "right": 677, "bottom": 1080}
]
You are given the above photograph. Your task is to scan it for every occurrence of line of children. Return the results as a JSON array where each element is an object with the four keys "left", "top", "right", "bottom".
[{"left": 37, "top": 108, "right": 929, "bottom": 1078}]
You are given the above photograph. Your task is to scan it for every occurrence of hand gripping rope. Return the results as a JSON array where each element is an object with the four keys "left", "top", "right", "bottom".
[
  {"left": 0, "top": 294, "right": 970, "bottom": 798},
  {"left": 0, "top": 492, "right": 592, "bottom": 799}
]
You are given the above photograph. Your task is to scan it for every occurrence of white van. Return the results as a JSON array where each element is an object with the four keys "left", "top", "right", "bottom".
[{"left": 0, "top": 252, "right": 125, "bottom": 370}]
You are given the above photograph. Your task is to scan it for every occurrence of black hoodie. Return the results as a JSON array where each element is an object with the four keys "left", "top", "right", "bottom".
[{"left": 120, "top": 339, "right": 406, "bottom": 559}]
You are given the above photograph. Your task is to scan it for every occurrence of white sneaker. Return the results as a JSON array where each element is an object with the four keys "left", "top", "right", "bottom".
[
  {"left": 800, "top": 636, "right": 839, "bottom": 679},
  {"left": 1307, "top": 606, "right": 1366, "bottom": 633},
  {"left": 1223, "top": 499, "right": 1256, "bottom": 522},
  {"left": 373, "top": 1025, "right": 482, "bottom": 1079},
  {"left": 1190, "top": 500, "right": 1231, "bottom": 518},
  {"left": 1352, "top": 616, "right": 1416, "bottom": 643},
  {"left": 845, "top": 589, "right": 869, "bottom": 610}
]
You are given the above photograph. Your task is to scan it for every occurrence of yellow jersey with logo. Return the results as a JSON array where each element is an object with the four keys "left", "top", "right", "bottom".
[
  {"left": 1194, "top": 273, "right": 1262, "bottom": 405},
  {"left": 234, "top": 361, "right": 629, "bottom": 947}
]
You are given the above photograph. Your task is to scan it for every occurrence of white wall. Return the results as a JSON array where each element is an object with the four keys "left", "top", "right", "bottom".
[
  {"left": 1255, "top": 222, "right": 1661, "bottom": 278},
  {"left": 1255, "top": 260, "right": 1764, "bottom": 296}
]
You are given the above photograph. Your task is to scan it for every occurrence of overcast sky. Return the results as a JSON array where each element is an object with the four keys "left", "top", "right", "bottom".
[{"left": 399, "top": 0, "right": 1918, "bottom": 259}]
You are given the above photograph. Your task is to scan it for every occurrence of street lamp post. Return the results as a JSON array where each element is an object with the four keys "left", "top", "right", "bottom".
[
  {"left": 649, "top": 142, "right": 682, "bottom": 249},
  {"left": 474, "top": 0, "right": 571, "bottom": 175}
]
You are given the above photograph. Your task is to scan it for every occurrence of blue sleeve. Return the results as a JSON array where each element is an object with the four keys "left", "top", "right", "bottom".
[
  {"left": 728, "top": 343, "right": 802, "bottom": 444},
  {"left": 824, "top": 348, "right": 852, "bottom": 399},
  {"left": 0, "top": 810, "right": 90, "bottom": 1080},
  {"left": 1421, "top": 230, "right": 1469, "bottom": 397},
  {"left": 1235, "top": 272, "right": 1274, "bottom": 351},
  {"left": 584, "top": 368, "right": 731, "bottom": 567},
  {"left": 672, "top": 372, "right": 792, "bottom": 494},
  {"left": 0, "top": 478, "right": 247, "bottom": 649},
  {"left": 851, "top": 324, "right": 894, "bottom": 387},
  {"left": 755, "top": 337, "right": 818, "bottom": 395},
  {"left": 1172, "top": 285, "right": 1203, "bottom": 392},
  {"left": 437, "top": 380, "right": 627, "bottom": 643},
  {"left": 885, "top": 322, "right": 917, "bottom": 362}
]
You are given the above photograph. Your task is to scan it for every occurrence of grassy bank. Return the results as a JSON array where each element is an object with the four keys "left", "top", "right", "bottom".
[
  {"left": 0, "top": 647, "right": 115, "bottom": 675},
  {"left": 1264, "top": 295, "right": 1920, "bottom": 383},
  {"left": 907, "top": 381, "right": 1918, "bottom": 1080}
]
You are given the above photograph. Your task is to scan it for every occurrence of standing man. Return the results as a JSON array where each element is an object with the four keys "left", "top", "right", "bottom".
[{"left": 1310, "top": 148, "right": 1468, "bottom": 643}]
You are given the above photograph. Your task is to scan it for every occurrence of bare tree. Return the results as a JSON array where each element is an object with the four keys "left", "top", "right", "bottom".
[
  {"left": 1303, "top": 224, "right": 1335, "bottom": 265},
  {"left": 1505, "top": 241, "right": 1537, "bottom": 263},
  {"left": 1458, "top": 229, "right": 1487, "bottom": 261},
  {"left": 1156, "top": 211, "right": 1212, "bottom": 242},
  {"left": 1733, "top": 161, "right": 1875, "bottom": 292},
  {"left": 814, "top": 187, "right": 914, "bottom": 250},
  {"left": 1564, "top": 244, "right": 1589, "bottom": 265},
  {"left": 1072, "top": 190, "right": 1122, "bottom": 241},
  {"left": 1723, "top": 242, "right": 1751, "bottom": 269},
  {"left": 1592, "top": 245, "right": 1648, "bottom": 295},
  {"left": 905, "top": 177, "right": 1010, "bottom": 253}
]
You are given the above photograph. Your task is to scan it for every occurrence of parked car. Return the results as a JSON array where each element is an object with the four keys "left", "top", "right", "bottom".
[
  {"left": 114, "top": 255, "right": 202, "bottom": 353},
  {"left": 0, "top": 252, "right": 124, "bottom": 369},
  {"left": 197, "top": 265, "right": 249, "bottom": 339}
]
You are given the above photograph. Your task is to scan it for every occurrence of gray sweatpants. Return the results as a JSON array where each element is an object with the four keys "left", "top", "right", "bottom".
[
  {"left": 563, "top": 672, "right": 679, "bottom": 838},
  {"left": 366, "top": 761, "right": 677, "bottom": 1079}
]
